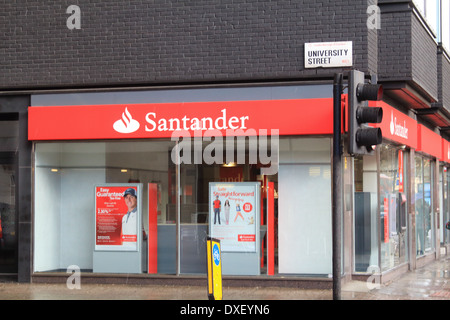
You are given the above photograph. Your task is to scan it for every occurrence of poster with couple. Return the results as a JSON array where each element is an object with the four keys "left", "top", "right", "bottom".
[{"left": 209, "top": 182, "right": 260, "bottom": 253}]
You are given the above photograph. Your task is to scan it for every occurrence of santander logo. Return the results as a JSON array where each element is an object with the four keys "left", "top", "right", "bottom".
[
  {"left": 113, "top": 107, "right": 251, "bottom": 134},
  {"left": 113, "top": 107, "right": 140, "bottom": 133},
  {"left": 389, "top": 111, "right": 408, "bottom": 139}
]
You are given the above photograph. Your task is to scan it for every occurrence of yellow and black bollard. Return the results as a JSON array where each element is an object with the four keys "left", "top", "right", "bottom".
[{"left": 206, "top": 237, "right": 222, "bottom": 300}]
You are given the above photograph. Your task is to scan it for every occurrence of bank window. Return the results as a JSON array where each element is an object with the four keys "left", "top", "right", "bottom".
[
  {"left": 379, "top": 145, "right": 408, "bottom": 272},
  {"left": 414, "top": 155, "right": 434, "bottom": 256},
  {"left": 278, "top": 137, "right": 332, "bottom": 275},
  {"left": 353, "top": 154, "right": 379, "bottom": 273},
  {"left": 33, "top": 140, "right": 177, "bottom": 274},
  {"left": 34, "top": 136, "right": 334, "bottom": 277}
]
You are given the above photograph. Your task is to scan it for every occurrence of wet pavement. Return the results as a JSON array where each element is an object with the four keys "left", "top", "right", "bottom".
[{"left": 0, "top": 255, "right": 448, "bottom": 301}]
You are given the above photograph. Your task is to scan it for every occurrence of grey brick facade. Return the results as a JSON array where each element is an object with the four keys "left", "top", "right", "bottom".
[
  {"left": 377, "top": 7, "right": 412, "bottom": 81},
  {"left": 411, "top": 13, "right": 438, "bottom": 101},
  {"left": 378, "top": 1, "right": 438, "bottom": 104},
  {"left": 438, "top": 49, "right": 450, "bottom": 111},
  {"left": 1, "top": 0, "right": 377, "bottom": 89}
]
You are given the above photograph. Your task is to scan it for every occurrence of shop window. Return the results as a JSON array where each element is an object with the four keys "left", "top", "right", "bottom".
[
  {"left": 176, "top": 134, "right": 280, "bottom": 276},
  {"left": 439, "top": 166, "right": 449, "bottom": 247},
  {"left": 34, "top": 136, "right": 334, "bottom": 277},
  {"left": 278, "top": 138, "right": 332, "bottom": 275},
  {"left": 415, "top": 155, "right": 434, "bottom": 256},
  {"left": 379, "top": 145, "right": 408, "bottom": 271},
  {"left": 178, "top": 160, "right": 266, "bottom": 274},
  {"left": 34, "top": 140, "right": 176, "bottom": 274},
  {"left": 353, "top": 155, "right": 379, "bottom": 272}
]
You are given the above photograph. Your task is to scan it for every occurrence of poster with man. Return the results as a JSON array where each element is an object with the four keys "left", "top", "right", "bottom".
[
  {"left": 95, "top": 184, "right": 141, "bottom": 251},
  {"left": 209, "top": 182, "right": 260, "bottom": 252}
]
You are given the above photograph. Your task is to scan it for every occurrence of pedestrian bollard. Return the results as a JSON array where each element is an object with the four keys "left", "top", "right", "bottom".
[{"left": 207, "top": 237, "right": 222, "bottom": 300}]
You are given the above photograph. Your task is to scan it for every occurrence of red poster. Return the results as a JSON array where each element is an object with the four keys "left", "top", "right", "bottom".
[
  {"left": 384, "top": 198, "right": 389, "bottom": 243},
  {"left": 148, "top": 183, "right": 158, "bottom": 274},
  {"left": 95, "top": 185, "right": 139, "bottom": 251},
  {"left": 398, "top": 150, "right": 404, "bottom": 192}
]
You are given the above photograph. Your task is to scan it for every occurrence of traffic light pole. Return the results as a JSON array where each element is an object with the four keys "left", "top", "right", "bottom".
[
  {"left": 348, "top": 70, "right": 383, "bottom": 155},
  {"left": 331, "top": 71, "right": 382, "bottom": 300},
  {"left": 332, "top": 73, "right": 343, "bottom": 300}
]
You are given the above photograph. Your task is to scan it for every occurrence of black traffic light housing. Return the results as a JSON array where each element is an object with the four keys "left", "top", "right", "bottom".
[{"left": 348, "top": 70, "right": 384, "bottom": 155}]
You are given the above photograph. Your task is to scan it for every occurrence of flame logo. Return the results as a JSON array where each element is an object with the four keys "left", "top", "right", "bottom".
[{"left": 113, "top": 107, "right": 140, "bottom": 133}]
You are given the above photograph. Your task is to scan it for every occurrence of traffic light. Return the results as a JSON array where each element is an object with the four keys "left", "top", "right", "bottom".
[{"left": 348, "top": 70, "right": 384, "bottom": 155}]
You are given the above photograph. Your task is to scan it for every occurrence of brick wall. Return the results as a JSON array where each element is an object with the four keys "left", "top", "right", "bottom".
[
  {"left": 411, "top": 14, "right": 437, "bottom": 100},
  {"left": 0, "top": 0, "right": 376, "bottom": 89},
  {"left": 440, "top": 52, "right": 450, "bottom": 112},
  {"left": 378, "top": 5, "right": 412, "bottom": 81}
]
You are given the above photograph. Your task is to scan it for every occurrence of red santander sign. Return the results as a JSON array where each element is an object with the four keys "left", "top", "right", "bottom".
[
  {"left": 370, "top": 100, "right": 417, "bottom": 149},
  {"left": 28, "top": 99, "right": 334, "bottom": 140}
]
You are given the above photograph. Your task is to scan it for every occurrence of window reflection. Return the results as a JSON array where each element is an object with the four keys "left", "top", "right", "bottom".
[
  {"left": 379, "top": 145, "right": 407, "bottom": 271},
  {"left": 354, "top": 155, "right": 378, "bottom": 272},
  {"left": 415, "top": 155, "right": 434, "bottom": 256}
]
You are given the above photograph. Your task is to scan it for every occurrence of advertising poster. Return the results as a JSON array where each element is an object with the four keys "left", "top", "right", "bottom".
[
  {"left": 95, "top": 185, "right": 140, "bottom": 251},
  {"left": 398, "top": 150, "right": 404, "bottom": 192},
  {"left": 209, "top": 182, "right": 259, "bottom": 252},
  {"left": 384, "top": 197, "right": 389, "bottom": 243}
]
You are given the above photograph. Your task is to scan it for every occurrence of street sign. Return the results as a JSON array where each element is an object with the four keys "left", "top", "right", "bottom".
[{"left": 305, "top": 41, "right": 353, "bottom": 68}]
